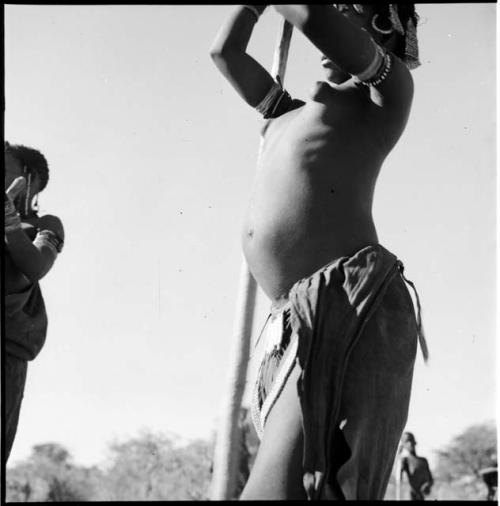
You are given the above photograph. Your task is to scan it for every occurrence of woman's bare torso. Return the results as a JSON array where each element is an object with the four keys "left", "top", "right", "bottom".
[{"left": 242, "top": 81, "right": 402, "bottom": 302}]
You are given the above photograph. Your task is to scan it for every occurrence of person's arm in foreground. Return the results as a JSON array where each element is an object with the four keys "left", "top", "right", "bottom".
[
  {"left": 272, "top": 5, "right": 413, "bottom": 103},
  {"left": 5, "top": 177, "right": 64, "bottom": 282},
  {"left": 210, "top": 5, "right": 279, "bottom": 107}
]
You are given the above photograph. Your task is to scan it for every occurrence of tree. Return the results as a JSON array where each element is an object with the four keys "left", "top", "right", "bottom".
[
  {"left": 6, "top": 432, "right": 215, "bottom": 502},
  {"left": 101, "top": 429, "right": 213, "bottom": 501},
  {"left": 433, "top": 420, "right": 497, "bottom": 500},
  {"left": 435, "top": 421, "right": 496, "bottom": 480},
  {"left": 6, "top": 443, "right": 101, "bottom": 502}
]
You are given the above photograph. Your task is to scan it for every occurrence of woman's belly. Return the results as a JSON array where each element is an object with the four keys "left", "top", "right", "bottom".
[
  {"left": 242, "top": 160, "right": 378, "bottom": 302},
  {"left": 241, "top": 96, "right": 387, "bottom": 301}
]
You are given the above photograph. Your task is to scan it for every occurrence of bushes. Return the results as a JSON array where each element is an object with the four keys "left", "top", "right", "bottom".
[
  {"left": 6, "top": 433, "right": 213, "bottom": 502},
  {"left": 6, "top": 417, "right": 497, "bottom": 501}
]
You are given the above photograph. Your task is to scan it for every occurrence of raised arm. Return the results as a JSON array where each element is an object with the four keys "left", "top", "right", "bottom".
[
  {"left": 209, "top": 5, "right": 278, "bottom": 108},
  {"left": 5, "top": 177, "right": 64, "bottom": 282},
  {"left": 274, "top": 5, "right": 375, "bottom": 74},
  {"left": 272, "top": 5, "right": 413, "bottom": 104}
]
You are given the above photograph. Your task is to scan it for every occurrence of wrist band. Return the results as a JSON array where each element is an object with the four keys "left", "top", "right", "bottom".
[
  {"left": 353, "top": 40, "right": 392, "bottom": 87},
  {"left": 362, "top": 52, "right": 392, "bottom": 86},
  {"left": 255, "top": 80, "right": 292, "bottom": 119},
  {"left": 243, "top": 5, "right": 260, "bottom": 22}
]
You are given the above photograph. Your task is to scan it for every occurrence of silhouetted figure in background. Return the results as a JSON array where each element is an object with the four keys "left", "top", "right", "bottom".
[
  {"left": 479, "top": 458, "right": 497, "bottom": 501},
  {"left": 397, "top": 432, "right": 433, "bottom": 500}
]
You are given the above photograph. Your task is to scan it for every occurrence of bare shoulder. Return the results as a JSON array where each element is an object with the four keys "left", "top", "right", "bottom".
[{"left": 37, "top": 214, "right": 65, "bottom": 240}]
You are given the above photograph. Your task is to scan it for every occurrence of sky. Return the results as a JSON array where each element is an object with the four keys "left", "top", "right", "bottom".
[{"left": 4, "top": 4, "right": 496, "bottom": 469}]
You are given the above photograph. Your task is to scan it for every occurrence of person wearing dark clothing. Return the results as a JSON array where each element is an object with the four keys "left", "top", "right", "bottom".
[{"left": 4, "top": 142, "right": 64, "bottom": 463}]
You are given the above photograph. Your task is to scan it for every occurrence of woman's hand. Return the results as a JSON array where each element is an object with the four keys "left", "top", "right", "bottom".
[
  {"left": 5, "top": 177, "right": 26, "bottom": 231},
  {"left": 210, "top": 5, "right": 277, "bottom": 108},
  {"left": 6, "top": 176, "right": 26, "bottom": 202}
]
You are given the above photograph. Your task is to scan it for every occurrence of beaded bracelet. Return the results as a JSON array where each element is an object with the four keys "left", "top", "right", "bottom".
[
  {"left": 364, "top": 52, "right": 392, "bottom": 86},
  {"left": 354, "top": 47, "right": 392, "bottom": 88}
]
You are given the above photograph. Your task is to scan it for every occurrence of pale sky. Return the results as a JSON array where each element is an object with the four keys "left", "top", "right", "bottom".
[{"left": 4, "top": 4, "right": 496, "bottom": 468}]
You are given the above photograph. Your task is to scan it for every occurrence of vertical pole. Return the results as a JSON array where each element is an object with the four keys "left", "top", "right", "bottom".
[
  {"left": 210, "top": 260, "right": 257, "bottom": 500},
  {"left": 271, "top": 20, "right": 294, "bottom": 82},
  {"left": 395, "top": 456, "right": 402, "bottom": 500},
  {"left": 210, "top": 19, "right": 294, "bottom": 501}
]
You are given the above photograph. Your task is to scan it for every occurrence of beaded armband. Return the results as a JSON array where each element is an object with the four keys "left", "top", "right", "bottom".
[
  {"left": 34, "top": 229, "right": 64, "bottom": 254},
  {"left": 362, "top": 52, "right": 392, "bottom": 86},
  {"left": 353, "top": 41, "right": 393, "bottom": 87},
  {"left": 255, "top": 79, "right": 292, "bottom": 119}
]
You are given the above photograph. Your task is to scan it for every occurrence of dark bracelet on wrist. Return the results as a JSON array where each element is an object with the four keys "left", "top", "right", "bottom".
[{"left": 242, "top": 5, "right": 260, "bottom": 22}]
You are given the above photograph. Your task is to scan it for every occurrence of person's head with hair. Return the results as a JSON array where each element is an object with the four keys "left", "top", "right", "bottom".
[
  {"left": 399, "top": 431, "right": 417, "bottom": 455},
  {"left": 371, "top": 4, "right": 420, "bottom": 69},
  {"left": 331, "top": 4, "right": 420, "bottom": 69},
  {"left": 4, "top": 141, "right": 50, "bottom": 217}
]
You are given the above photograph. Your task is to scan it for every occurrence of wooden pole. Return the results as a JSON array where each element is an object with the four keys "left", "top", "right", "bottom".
[
  {"left": 395, "top": 455, "right": 402, "bottom": 500},
  {"left": 210, "top": 19, "right": 294, "bottom": 501}
]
